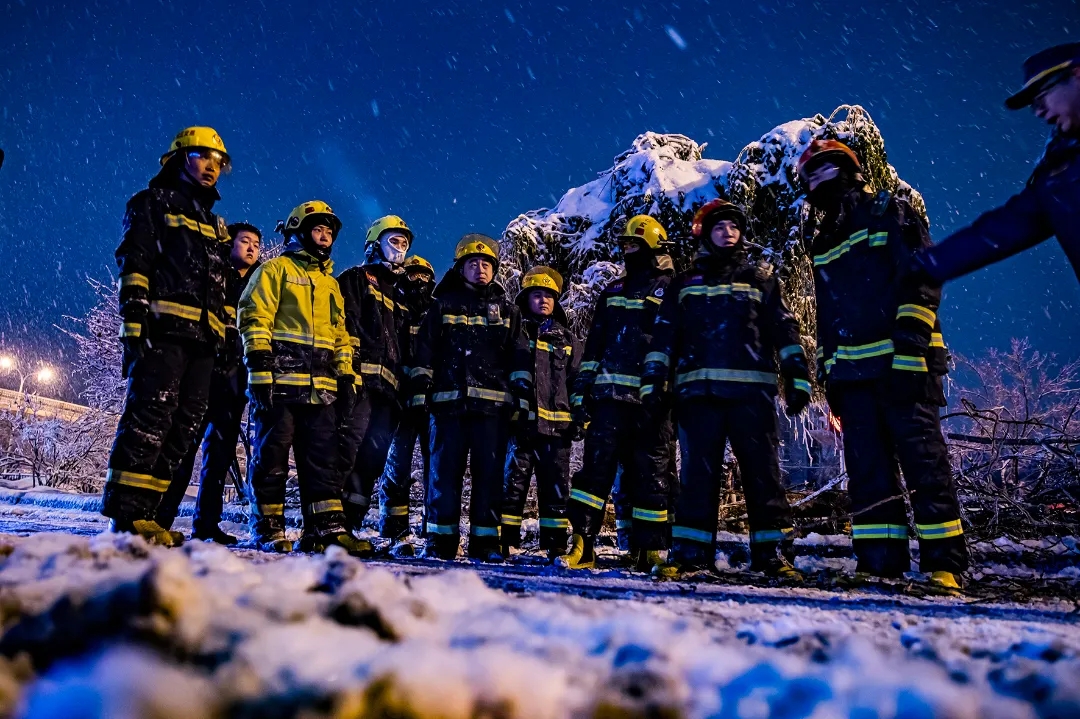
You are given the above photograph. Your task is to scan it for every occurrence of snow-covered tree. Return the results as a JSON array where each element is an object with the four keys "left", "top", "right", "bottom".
[{"left": 500, "top": 105, "right": 927, "bottom": 361}]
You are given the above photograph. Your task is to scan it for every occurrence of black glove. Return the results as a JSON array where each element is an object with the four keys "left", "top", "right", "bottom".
[
  {"left": 783, "top": 375, "right": 811, "bottom": 416},
  {"left": 571, "top": 404, "right": 590, "bottom": 429},
  {"left": 120, "top": 335, "right": 144, "bottom": 380},
  {"left": 510, "top": 378, "right": 532, "bottom": 403},
  {"left": 889, "top": 341, "right": 932, "bottom": 404},
  {"left": 336, "top": 375, "right": 357, "bottom": 422},
  {"left": 639, "top": 378, "right": 668, "bottom": 414},
  {"left": 118, "top": 303, "right": 148, "bottom": 380},
  {"left": 569, "top": 421, "right": 586, "bottom": 442},
  {"left": 406, "top": 393, "right": 429, "bottom": 424},
  {"left": 248, "top": 383, "right": 274, "bottom": 413}
]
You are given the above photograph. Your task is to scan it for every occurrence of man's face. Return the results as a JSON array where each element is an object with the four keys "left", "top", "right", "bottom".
[
  {"left": 231, "top": 231, "right": 261, "bottom": 270},
  {"left": 309, "top": 224, "right": 334, "bottom": 249},
  {"left": 183, "top": 149, "right": 225, "bottom": 187},
  {"left": 1034, "top": 68, "right": 1080, "bottom": 134},
  {"left": 528, "top": 289, "right": 555, "bottom": 317},
  {"left": 620, "top": 238, "right": 642, "bottom": 255},
  {"left": 462, "top": 256, "right": 494, "bottom": 285},
  {"left": 806, "top": 162, "right": 840, "bottom": 192},
  {"left": 710, "top": 220, "right": 742, "bottom": 248},
  {"left": 383, "top": 233, "right": 410, "bottom": 254}
]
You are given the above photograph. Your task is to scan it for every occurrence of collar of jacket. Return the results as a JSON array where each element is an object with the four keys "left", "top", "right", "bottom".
[
  {"left": 520, "top": 301, "right": 569, "bottom": 328},
  {"left": 282, "top": 240, "right": 334, "bottom": 274},
  {"left": 693, "top": 243, "right": 746, "bottom": 272},
  {"left": 361, "top": 261, "right": 400, "bottom": 286},
  {"left": 1032, "top": 130, "right": 1080, "bottom": 182},
  {"left": 149, "top": 160, "right": 221, "bottom": 209},
  {"left": 432, "top": 268, "right": 506, "bottom": 300}
]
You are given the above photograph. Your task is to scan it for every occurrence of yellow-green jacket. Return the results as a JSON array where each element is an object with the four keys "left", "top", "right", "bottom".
[{"left": 238, "top": 246, "right": 356, "bottom": 405}]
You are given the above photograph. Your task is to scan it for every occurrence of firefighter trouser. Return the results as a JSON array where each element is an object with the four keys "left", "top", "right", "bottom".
[
  {"left": 568, "top": 400, "right": 673, "bottom": 550},
  {"left": 248, "top": 401, "right": 345, "bottom": 534},
  {"left": 158, "top": 368, "right": 247, "bottom": 530},
  {"left": 102, "top": 339, "right": 215, "bottom": 522},
  {"left": 379, "top": 412, "right": 430, "bottom": 537},
  {"left": 337, "top": 392, "right": 400, "bottom": 529},
  {"left": 671, "top": 397, "right": 795, "bottom": 571},
  {"left": 832, "top": 382, "right": 968, "bottom": 576},
  {"left": 611, "top": 436, "right": 677, "bottom": 549},
  {"left": 501, "top": 432, "right": 572, "bottom": 550},
  {"left": 426, "top": 410, "right": 508, "bottom": 548}
]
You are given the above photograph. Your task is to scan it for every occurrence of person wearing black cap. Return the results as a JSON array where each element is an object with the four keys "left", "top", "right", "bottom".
[
  {"left": 499, "top": 266, "right": 583, "bottom": 562},
  {"left": 157, "top": 222, "right": 263, "bottom": 543},
  {"left": 642, "top": 200, "right": 810, "bottom": 580},
  {"left": 798, "top": 140, "right": 968, "bottom": 595},
  {"left": 912, "top": 42, "right": 1080, "bottom": 285},
  {"left": 408, "top": 234, "right": 531, "bottom": 562}
]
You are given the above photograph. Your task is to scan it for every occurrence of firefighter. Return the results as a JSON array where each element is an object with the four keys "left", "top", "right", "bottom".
[
  {"left": 409, "top": 234, "right": 530, "bottom": 562},
  {"left": 640, "top": 200, "right": 810, "bottom": 579},
  {"left": 103, "top": 126, "right": 234, "bottom": 546},
  {"left": 910, "top": 43, "right": 1080, "bottom": 287},
  {"left": 557, "top": 215, "right": 675, "bottom": 571},
  {"left": 798, "top": 140, "right": 969, "bottom": 593},
  {"left": 238, "top": 201, "right": 369, "bottom": 555},
  {"left": 158, "top": 223, "right": 262, "bottom": 543},
  {"left": 379, "top": 255, "right": 436, "bottom": 556},
  {"left": 500, "top": 266, "right": 583, "bottom": 562},
  {"left": 336, "top": 216, "right": 413, "bottom": 535}
]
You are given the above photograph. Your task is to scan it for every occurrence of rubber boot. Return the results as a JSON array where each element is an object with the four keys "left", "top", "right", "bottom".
[
  {"left": 111, "top": 518, "right": 184, "bottom": 548},
  {"left": 652, "top": 541, "right": 712, "bottom": 579},
  {"left": 765, "top": 561, "right": 805, "bottom": 583},
  {"left": 192, "top": 524, "right": 239, "bottom": 546},
  {"left": 319, "top": 531, "right": 376, "bottom": 558},
  {"left": 927, "top": 571, "right": 963, "bottom": 597},
  {"left": 554, "top": 533, "right": 595, "bottom": 570},
  {"left": 389, "top": 535, "right": 417, "bottom": 558},
  {"left": 421, "top": 534, "right": 459, "bottom": 560},
  {"left": 634, "top": 549, "right": 666, "bottom": 573},
  {"left": 254, "top": 516, "right": 293, "bottom": 554},
  {"left": 468, "top": 536, "right": 504, "bottom": 563},
  {"left": 547, "top": 544, "right": 568, "bottom": 564}
]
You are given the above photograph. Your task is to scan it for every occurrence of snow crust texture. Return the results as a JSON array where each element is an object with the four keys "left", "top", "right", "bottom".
[{"left": 1, "top": 533, "right": 1078, "bottom": 718}]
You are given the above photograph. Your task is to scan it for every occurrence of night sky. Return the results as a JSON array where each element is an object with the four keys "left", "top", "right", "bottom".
[{"left": 1, "top": 0, "right": 1076, "bottom": 399}]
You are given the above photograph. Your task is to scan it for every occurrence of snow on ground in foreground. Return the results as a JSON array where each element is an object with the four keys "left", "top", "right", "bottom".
[{"left": 0, "top": 533, "right": 1077, "bottom": 718}]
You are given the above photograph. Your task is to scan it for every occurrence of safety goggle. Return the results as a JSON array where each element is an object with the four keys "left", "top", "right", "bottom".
[
  {"left": 1033, "top": 69, "right": 1072, "bottom": 109},
  {"left": 186, "top": 148, "right": 231, "bottom": 172}
]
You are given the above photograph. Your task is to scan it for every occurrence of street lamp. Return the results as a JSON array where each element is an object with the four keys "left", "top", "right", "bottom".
[{"left": 0, "top": 356, "right": 58, "bottom": 395}]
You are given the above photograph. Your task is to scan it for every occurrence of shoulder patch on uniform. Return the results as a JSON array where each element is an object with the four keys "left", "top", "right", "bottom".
[
  {"left": 654, "top": 287, "right": 665, "bottom": 298},
  {"left": 365, "top": 271, "right": 379, "bottom": 285}
]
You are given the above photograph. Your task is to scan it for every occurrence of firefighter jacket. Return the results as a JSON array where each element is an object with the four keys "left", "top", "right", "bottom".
[
  {"left": 575, "top": 265, "right": 674, "bottom": 406},
  {"left": 401, "top": 277, "right": 436, "bottom": 367},
  {"left": 918, "top": 132, "right": 1080, "bottom": 285},
  {"left": 116, "top": 164, "right": 231, "bottom": 346},
  {"left": 238, "top": 242, "right": 355, "bottom": 405},
  {"left": 410, "top": 272, "right": 530, "bottom": 416},
  {"left": 641, "top": 248, "right": 807, "bottom": 401},
  {"left": 338, "top": 262, "right": 409, "bottom": 400},
  {"left": 218, "top": 262, "right": 259, "bottom": 374},
  {"left": 812, "top": 189, "right": 948, "bottom": 386},
  {"left": 517, "top": 305, "right": 583, "bottom": 437}
]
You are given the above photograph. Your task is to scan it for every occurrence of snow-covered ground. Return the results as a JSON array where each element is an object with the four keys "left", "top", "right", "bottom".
[{"left": 0, "top": 497, "right": 1078, "bottom": 718}]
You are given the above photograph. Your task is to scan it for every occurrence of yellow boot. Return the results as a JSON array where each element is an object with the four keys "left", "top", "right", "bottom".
[
  {"left": 554, "top": 534, "right": 595, "bottom": 569},
  {"left": 927, "top": 571, "right": 963, "bottom": 597},
  {"left": 131, "top": 519, "right": 184, "bottom": 548}
]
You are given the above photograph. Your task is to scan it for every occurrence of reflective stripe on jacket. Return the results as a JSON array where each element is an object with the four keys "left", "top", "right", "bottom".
[
  {"left": 338, "top": 262, "right": 409, "bottom": 400},
  {"left": 238, "top": 247, "right": 354, "bottom": 405},
  {"left": 521, "top": 313, "right": 582, "bottom": 436}
]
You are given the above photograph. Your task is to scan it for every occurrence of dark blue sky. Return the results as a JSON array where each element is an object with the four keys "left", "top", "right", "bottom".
[{"left": 1, "top": 0, "right": 1077, "bottom": 398}]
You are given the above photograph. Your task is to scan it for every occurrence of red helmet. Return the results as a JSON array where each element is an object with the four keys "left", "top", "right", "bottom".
[
  {"left": 797, "top": 140, "right": 862, "bottom": 181},
  {"left": 692, "top": 199, "right": 746, "bottom": 237}
]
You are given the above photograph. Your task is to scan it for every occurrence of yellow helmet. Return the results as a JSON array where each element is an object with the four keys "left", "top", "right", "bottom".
[
  {"left": 160, "top": 126, "right": 230, "bottom": 169},
  {"left": 365, "top": 215, "right": 413, "bottom": 247},
  {"left": 620, "top": 215, "right": 668, "bottom": 250},
  {"left": 521, "top": 266, "right": 564, "bottom": 296},
  {"left": 404, "top": 255, "right": 435, "bottom": 277},
  {"left": 279, "top": 200, "right": 342, "bottom": 238},
  {"left": 454, "top": 233, "right": 500, "bottom": 266}
]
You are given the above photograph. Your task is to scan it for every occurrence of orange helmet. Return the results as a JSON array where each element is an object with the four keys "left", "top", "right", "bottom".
[
  {"left": 797, "top": 140, "right": 862, "bottom": 182},
  {"left": 691, "top": 199, "right": 746, "bottom": 238}
]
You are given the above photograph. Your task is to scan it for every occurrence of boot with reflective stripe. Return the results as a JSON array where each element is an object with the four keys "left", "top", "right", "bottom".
[
  {"left": 554, "top": 533, "right": 595, "bottom": 569},
  {"left": 926, "top": 571, "right": 963, "bottom": 597},
  {"left": 254, "top": 516, "right": 293, "bottom": 554}
]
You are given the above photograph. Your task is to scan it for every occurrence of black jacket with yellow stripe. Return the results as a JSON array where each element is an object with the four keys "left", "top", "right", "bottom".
[
  {"left": 575, "top": 265, "right": 674, "bottom": 405},
  {"left": 115, "top": 163, "right": 231, "bottom": 346},
  {"left": 812, "top": 189, "right": 948, "bottom": 393},
  {"left": 642, "top": 248, "right": 806, "bottom": 401},
  {"left": 410, "top": 272, "right": 530, "bottom": 416},
  {"left": 517, "top": 306, "right": 583, "bottom": 437},
  {"left": 238, "top": 244, "right": 355, "bottom": 405},
  {"left": 337, "top": 262, "right": 409, "bottom": 401},
  {"left": 218, "top": 261, "right": 260, "bottom": 374}
]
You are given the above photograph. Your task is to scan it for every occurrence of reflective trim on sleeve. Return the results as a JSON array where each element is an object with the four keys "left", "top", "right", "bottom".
[
  {"left": 672, "top": 525, "right": 714, "bottom": 544},
  {"left": 749, "top": 527, "right": 794, "bottom": 544},
  {"left": 471, "top": 525, "right": 501, "bottom": 537},
  {"left": 580, "top": 361, "right": 600, "bottom": 373},
  {"left": 569, "top": 488, "right": 605, "bottom": 510},
  {"left": 595, "top": 372, "right": 641, "bottom": 388},
  {"left": 312, "top": 376, "right": 339, "bottom": 392},
  {"left": 644, "top": 351, "right": 670, "bottom": 367},
  {"left": 150, "top": 299, "right": 202, "bottom": 322},
  {"left": 916, "top": 519, "right": 963, "bottom": 539},
  {"left": 897, "top": 304, "right": 937, "bottom": 328},
  {"left": 248, "top": 371, "right": 273, "bottom": 385},
  {"left": 570, "top": 394, "right": 583, "bottom": 407},
  {"left": 409, "top": 394, "right": 428, "bottom": 407},
  {"left": 535, "top": 340, "right": 573, "bottom": 354},
  {"left": 275, "top": 373, "right": 313, "bottom": 386},
  {"left": 105, "top": 469, "right": 171, "bottom": 492},
  {"left": 426, "top": 522, "right": 458, "bottom": 535},
  {"left": 360, "top": 363, "right": 399, "bottom": 390},
  {"left": 929, "top": 333, "right": 946, "bottom": 349},
  {"left": 675, "top": 368, "right": 776, "bottom": 386},
  {"left": 120, "top": 322, "right": 142, "bottom": 338},
  {"left": 501, "top": 514, "right": 523, "bottom": 526},
  {"left": 639, "top": 384, "right": 655, "bottom": 398},
  {"left": 792, "top": 378, "right": 812, "bottom": 395},
  {"left": 409, "top": 366, "right": 433, "bottom": 379},
  {"left": 539, "top": 517, "right": 570, "bottom": 529},
  {"left": 384, "top": 505, "right": 409, "bottom": 516},
  {"left": 207, "top": 312, "right": 226, "bottom": 339},
  {"left": 892, "top": 355, "right": 929, "bottom": 372},
  {"left": 869, "top": 231, "right": 889, "bottom": 247},
  {"left": 119, "top": 273, "right": 150, "bottom": 291},
  {"left": 309, "top": 499, "right": 344, "bottom": 515},
  {"left": 851, "top": 523, "right": 908, "bottom": 540},
  {"left": 442, "top": 314, "right": 510, "bottom": 328},
  {"left": 536, "top": 407, "right": 572, "bottom": 422},
  {"left": 632, "top": 507, "right": 668, "bottom": 523},
  {"left": 835, "top": 339, "right": 894, "bottom": 361},
  {"left": 778, "top": 344, "right": 805, "bottom": 362},
  {"left": 510, "top": 371, "right": 534, "bottom": 383}
]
